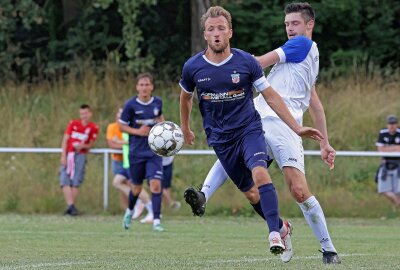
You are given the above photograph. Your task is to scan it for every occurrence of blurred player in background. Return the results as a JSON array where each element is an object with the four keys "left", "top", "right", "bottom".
[
  {"left": 106, "top": 108, "right": 153, "bottom": 223},
  {"left": 119, "top": 72, "right": 165, "bottom": 232},
  {"left": 184, "top": 2, "right": 340, "bottom": 264},
  {"left": 376, "top": 114, "right": 400, "bottom": 208},
  {"left": 180, "top": 6, "right": 323, "bottom": 255},
  {"left": 162, "top": 156, "right": 181, "bottom": 211},
  {"left": 59, "top": 104, "right": 98, "bottom": 216}
]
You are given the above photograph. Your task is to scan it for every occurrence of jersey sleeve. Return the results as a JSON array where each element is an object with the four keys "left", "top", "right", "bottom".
[
  {"left": 179, "top": 62, "right": 196, "bottom": 94},
  {"left": 120, "top": 102, "right": 134, "bottom": 126},
  {"left": 275, "top": 36, "right": 313, "bottom": 63},
  {"left": 90, "top": 124, "right": 99, "bottom": 142},
  {"left": 376, "top": 131, "right": 385, "bottom": 147},
  {"left": 248, "top": 54, "right": 270, "bottom": 92},
  {"left": 64, "top": 121, "right": 73, "bottom": 135}
]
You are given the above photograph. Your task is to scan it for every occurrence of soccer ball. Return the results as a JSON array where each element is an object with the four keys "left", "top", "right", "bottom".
[{"left": 148, "top": 121, "right": 184, "bottom": 157}]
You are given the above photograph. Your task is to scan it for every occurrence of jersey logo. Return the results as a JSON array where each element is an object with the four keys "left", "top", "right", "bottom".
[
  {"left": 231, "top": 72, "right": 240, "bottom": 84},
  {"left": 396, "top": 137, "right": 400, "bottom": 144},
  {"left": 198, "top": 77, "right": 211, "bottom": 82},
  {"left": 200, "top": 89, "right": 245, "bottom": 102},
  {"left": 153, "top": 107, "right": 160, "bottom": 116}
]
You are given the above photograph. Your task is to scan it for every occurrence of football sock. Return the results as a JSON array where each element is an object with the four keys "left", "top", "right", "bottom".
[
  {"left": 258, "top": 183, "right": 280, "bottom": 233},
  {"left": 251, "top": 201, "right": 284, "bottom": 230},
  {"left": 145, "top": 202, "right": 153, "bottom": 214},
  {"left": 298, "top": 196, "right": 337, "bottom": 253},
  {"left": 128, "top": 191, "right": 138, "bottom": 211},
  {"left": 151, "top": 192, "right": 162, "bottom": 220},
  {"left": 201, "top": 160, "right": 229, "bottom": 202}
]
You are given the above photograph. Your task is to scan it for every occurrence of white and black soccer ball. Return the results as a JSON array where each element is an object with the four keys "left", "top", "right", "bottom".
[{"left": 148, "top": 121, "right": 184, "bottom": 157}]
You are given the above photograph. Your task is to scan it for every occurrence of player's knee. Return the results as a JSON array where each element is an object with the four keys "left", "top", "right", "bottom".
[
  {"left": 290, "top": 184, "right": 307, "bottom": 202},
  {"left": 252, "top": 167, "right": 272, "bottom": 186},
  {"left": 150, "top": 179, "right": 162, "bottom": 193}
]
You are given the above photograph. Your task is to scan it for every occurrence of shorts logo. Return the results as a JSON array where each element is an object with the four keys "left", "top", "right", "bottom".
[
  {"left": 288, "top": 157, "right": 297, "bottom": 162},
  {"left": 253, "top": 151, "right": 265, "bottom": 157},
  {"left": 231, "top": 72, "right": 240, "bottom": 84}
]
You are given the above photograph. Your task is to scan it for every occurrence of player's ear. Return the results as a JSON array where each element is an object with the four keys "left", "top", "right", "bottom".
[
  {"left": 307, "top": 19, "right": 314, "bottom": 30},
  {"left": 229, "top": 28, "right": 233, "bottom": 39},
  {"left": 203, "top": 31, "right": 207, "bottom": 41}
]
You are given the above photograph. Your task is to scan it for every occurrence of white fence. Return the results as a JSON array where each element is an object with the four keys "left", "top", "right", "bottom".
[{"left": 1, "top": 147, "right": 399, "bottom": 211}]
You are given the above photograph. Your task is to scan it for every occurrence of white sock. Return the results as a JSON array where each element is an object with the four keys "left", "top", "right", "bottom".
[
  {"left": 201, "top": 159, "right": 229, "bottom": 202},
  {"left": 125, "top": 208, "right": 133, "bottom": 215},
  {"left": 145, "top": 202, "right": 153, "bottom": 214},
  {"left": 153, "top": 218, "right": 160, "bottom": 226},
  {"left": 298, "top": 196, "right": 337, "bottom": 253},
  {"left": 279, "top": 222, "right": 288, "bottom": 238}
]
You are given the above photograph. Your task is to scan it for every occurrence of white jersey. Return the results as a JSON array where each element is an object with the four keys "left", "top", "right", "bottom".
[{"left": 254, "top": 35, "right": 319, "bottom": 124}]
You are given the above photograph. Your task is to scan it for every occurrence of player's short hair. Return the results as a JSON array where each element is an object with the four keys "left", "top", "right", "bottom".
[
  {"left": 285, "top": 2, "right": 315, "bottom": 23},
  {"left": 80, "top": 104, "right": 91, "bottom": 110},
  {"left": 136, "top": 72, "right": 154, "bottom": 85},
  {"left": 201, "top": 6, "right": 232, "bottom": 30}
]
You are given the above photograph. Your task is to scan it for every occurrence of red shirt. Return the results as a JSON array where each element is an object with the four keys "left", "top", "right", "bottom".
[{"left": 65, "top": 120, "right": 99, "bottom": 154}]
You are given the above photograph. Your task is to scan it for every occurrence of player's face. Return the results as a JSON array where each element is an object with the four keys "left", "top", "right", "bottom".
[
  {"left": 203, "top": 16, "right": 232, "bottom": 54},
  {"left": 388, "top": 123, "right": 398, "bottom": 133},
  {"left": 79, "top": 108, "right": 92, "bottom": 123},
  {"left": 284, "top": 12, "right": 314, "bottom": 39},
  {"left": 136, "top": 77, "right": 154, "bottom": 98}
]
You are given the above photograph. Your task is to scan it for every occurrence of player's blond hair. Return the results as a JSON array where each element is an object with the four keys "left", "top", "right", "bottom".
[{"left": 201, "top": 6, "right": 232, "bottom": 30}]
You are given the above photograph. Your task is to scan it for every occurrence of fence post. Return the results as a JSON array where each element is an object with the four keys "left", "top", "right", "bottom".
[{"left": 103, "top": 151, "right": 109, "bottom": 211}]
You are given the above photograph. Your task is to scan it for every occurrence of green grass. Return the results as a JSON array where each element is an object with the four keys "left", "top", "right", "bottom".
[{"left": 0, "top": 215, "right": 399, "bottom": 270}]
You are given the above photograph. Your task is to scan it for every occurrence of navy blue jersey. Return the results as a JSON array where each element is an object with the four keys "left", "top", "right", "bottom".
[
  {"left": 120, "top": 96, "right": 163, "bottom": 157},
  {"left": 179, "top": 48, "right": 270, "bottom": 146}
]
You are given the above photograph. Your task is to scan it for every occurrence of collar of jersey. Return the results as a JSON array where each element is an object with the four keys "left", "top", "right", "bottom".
[
  {"left": 202, "top": 53, "right": 233, "bottom": 67},
  {"left": 136, "top": 96, "right": 154, "bottom": 105}
]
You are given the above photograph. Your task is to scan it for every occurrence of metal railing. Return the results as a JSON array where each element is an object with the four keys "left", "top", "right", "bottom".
[{"left": 1, "top": 147, "right": 399, "bottom": 210}]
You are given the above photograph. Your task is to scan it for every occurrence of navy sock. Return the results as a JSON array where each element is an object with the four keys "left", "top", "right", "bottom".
[
  {"left": 251, "top": 201, "right": 284, "bottom": 229},
  {"left": 251, "top": 201, "right": 265, "bottom": 220},
  {"left": 151, "top": 192, "right": 162, "bottom": 220},
  {"left": 128, "top": 191, "right": 138, "bottom": 211},
  {"left": 258, "top": 183, "right": 280, "bottom": 233}
]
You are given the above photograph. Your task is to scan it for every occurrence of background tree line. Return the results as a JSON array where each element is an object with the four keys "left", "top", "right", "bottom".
[{"left": 1, "top": 0, "right": 399, "bottom": 83}]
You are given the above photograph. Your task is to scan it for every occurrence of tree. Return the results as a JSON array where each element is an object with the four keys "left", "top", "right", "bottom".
[{"left": 191, "top": 0, "right": 210, "bottom": 55}]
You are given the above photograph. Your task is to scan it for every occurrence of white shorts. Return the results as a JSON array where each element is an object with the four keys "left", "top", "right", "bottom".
[{"left": 261, "top": 117, "right": 305, "bottom": 174}]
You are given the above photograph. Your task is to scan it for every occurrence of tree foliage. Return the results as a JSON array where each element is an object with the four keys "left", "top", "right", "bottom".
[{"left": 0, "top": 0, "right": 399, "bottom": 82}]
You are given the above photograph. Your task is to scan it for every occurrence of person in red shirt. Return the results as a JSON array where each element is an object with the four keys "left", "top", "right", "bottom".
[{"left": 59, "top": 104, "right": 99, "bottom": 216}]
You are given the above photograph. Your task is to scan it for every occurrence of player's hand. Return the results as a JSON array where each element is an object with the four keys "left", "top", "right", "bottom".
[
  {"left": 321, "top": 143, "right": 336, "bottom": 170},
  {"left": 182, "top": 129, "right": 195, "bottom": 145},
  {"left": 297, "top": 127, "right": 324, "bottom": 141},
  {"left": 137, "top": 125, "right": 151, "bottom": 136}
]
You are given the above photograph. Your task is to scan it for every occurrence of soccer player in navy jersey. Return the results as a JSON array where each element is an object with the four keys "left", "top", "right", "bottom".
[
  {"left": 119, "top": 72, "right": 165, "bottom": 232},
  {"left": 179, "top": 6, "right": 323, "bottom": 255},
  {"left": 184, "top": 3, "right": 340, "bottom": 264}
]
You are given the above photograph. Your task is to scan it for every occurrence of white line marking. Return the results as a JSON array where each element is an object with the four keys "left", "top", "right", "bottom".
[{"left": 0, "top": 261, "right": 94, "bottom": 270}]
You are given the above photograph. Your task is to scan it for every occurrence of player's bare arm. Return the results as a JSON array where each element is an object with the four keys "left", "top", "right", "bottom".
[
  {"left": 180, "top": 90, "right": 195, "bottom": 145},
  {"left": 60, "top": 134, "right": 69, "bottom": 166},
  {"left": 378, "top": 145, "right": 400, "bottom": 152},
  {"left": 255, "top": 51, "right": 280, "bottom": 69},
  {"left": 260, "top": 86, "right": 324, "bottom": 141},
  {"left": 119, "top": 122, "right": 150, "bottom": 137},
  {"left": 309, "top": 86, "right": 336, "bottom": 169}
]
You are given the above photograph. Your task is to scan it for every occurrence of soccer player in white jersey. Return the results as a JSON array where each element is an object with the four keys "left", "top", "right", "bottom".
[{"left": 183, "top": 2, "right": 340, "bottom": 264}]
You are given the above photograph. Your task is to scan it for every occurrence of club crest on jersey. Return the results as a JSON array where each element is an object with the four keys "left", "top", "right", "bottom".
[
  {"left": 153, "top": 107, "right": 159, "bottom": 116},
  {"left": 231, "top": 73, "right": 240, "bottom": 84}
]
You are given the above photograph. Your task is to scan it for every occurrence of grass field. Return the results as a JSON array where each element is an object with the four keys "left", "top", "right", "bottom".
[{"left": 0, "top": 215, "right": 399, "bottom": 270}]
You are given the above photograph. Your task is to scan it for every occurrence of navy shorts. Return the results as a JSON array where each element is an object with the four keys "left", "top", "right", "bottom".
[
  {"left": 116, "top": 167, "right": 131, "bottom": 180},
  {"left": 129, "top": 154, "right": 163, "bottom": 185},
  {"left": 162, "top": 163, "right": 173, "bottom": 188},
  {"left": 213, "top": 129, "right": 270, "bottom": 192}
]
